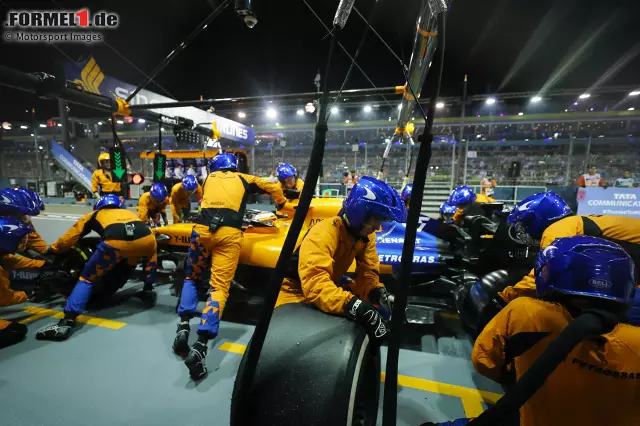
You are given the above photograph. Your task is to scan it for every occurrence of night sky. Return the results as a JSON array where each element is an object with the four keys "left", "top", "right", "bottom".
[{"left": 1, "top": 0, "right": 639, "bottom": 121}]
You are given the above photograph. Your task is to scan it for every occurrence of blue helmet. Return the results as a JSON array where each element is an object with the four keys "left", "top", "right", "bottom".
[
  {"left": 182, "top": 175, "right": 198, "bottom": 192},
  {"left": 0, "top": 188, "right": 39, "bottom": 216},
  {"left": 14, "top": 188, "right": 45, "bottom": 211},
  {"left": 0, "top": 216, "right": 33, "bottom": 254},
  {"left": 507, "top": 192, "right": 572, "bottom": 240},
  {"left": 400, "top": 184, "right": 413, "bottom": 203},
  {"left": 276, "top": 163, "right": 297, "bottom": 183},
  {"left": 150, "top": 183, "right": 168, "bottom": 202},
  {"left": 440, "top": 201, "right": 457, "bottom": 215},
  {"left": 342, "top": 176, "right": 407, "bottom": 229},
  {"left": 448, "top": 185, "right": 476, "bottom": 206},
  {"left": 535, "top": 236, "right": 636, "bottom": 306},
  {"left": 94, "top": 194, "right": 124, "bottom": 211},
  {"left": 209, "top": 153, "right": 238, "bottom": 172}
]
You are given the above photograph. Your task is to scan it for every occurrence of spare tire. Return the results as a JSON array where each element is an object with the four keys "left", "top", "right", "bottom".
[{"left": 231, "top": 303, "right": 380, "bottom": 426}]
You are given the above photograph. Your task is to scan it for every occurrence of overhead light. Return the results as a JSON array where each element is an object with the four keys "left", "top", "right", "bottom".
[
  {"left": 629, "top": 107, "right": 636, "bottom": 111},
  {"left": 518, "top": 112, "right": 524, "bottom": 116},
  {"left": 630, "top": 91, "right": 640, "bottom": 96},
  {"left": 435, "top": 102, "right": 444, "bottom": 109},
  {"left": 331, "top": 107, "right": 338, "bottom": 114},
  {"left": 161, "top": 127, "right": 165, "bottom": 131},
  {"left": 531, "top": 96, "right": 542, "bottom": 103},
  {"left": 238, "top": 112, "right": 246, "bottom": 118},
  {"left": 573, "top": 102, "right": 578, "bottom": 105},
  {"left": 116, "top": 120, "right": 124, "bottom": 124},
  {"left": 275, "top": 122, "right": 280, "bottom": 126},
  {"left": 363, "top": 105, "right": 372, "bottom": 113},
  {"left": 30, "top": 133, "right": 34, "bottom": 136},
  {"left": 38, "top": 146, "right": 43, "bottom": 150},
  {"left": 20, "top": 125, "right": 28, "bottom": 129},
  {"left": 565, "top": 109, "right": 568, "bottom": 112},
  {"left": 485, "top": 98, "right": 496, "bottom": 105},
  {"left": 305, "top": 102, "right": 315, "bottom": 113},
  {"left": 296, "top": 109, "right": 304, "bottom": 116},
  {"left": 39, "top": 123, "right": 46, "bottom": 128},
  {"left": 579, "top": 93, "right": 590, "bottom": 99},
  {"left": 138, "top": 118, "right": 146, "bottom": 123},
  {"left": 1, "top": 122, "right": 11, "bottom": 130},
  {"left": 397, "top": 104, "right": 402, "bottom": 110},
  {"left": 266, "top": 108, "right": 277, "bottom": 118},
  {"left": 98, "top": 121, "right": 103, "bottom": 125},
  {"left": 345, "top": 119, "right": 350, "bottom": 123},
  {"left": 57, "top": 123, "right": 62, "bottom": 127}
]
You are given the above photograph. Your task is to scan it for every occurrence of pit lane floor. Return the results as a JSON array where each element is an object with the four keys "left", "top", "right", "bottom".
[{"left": 0, "top": 207, "right": 502, "bottom": 426}]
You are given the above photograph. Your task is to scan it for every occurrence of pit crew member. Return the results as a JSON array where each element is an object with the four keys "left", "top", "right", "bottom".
[
  {"left": 137, "top": 183, "right": 169, "bottom": 227},
  {"left": 92, "top": 152, "right": 122, "bottom": 199},
  {"left": 170, "top": 175, "right": 203, "bottom": 224}
]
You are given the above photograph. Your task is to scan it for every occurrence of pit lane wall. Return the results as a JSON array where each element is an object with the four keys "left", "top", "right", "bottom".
[{"left": 577, "top": 187, "right": 640, "bottom": 217}]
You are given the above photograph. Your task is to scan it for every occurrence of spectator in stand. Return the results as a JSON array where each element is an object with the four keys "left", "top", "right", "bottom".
[
  {"left": 200, "top": 164, "right": 208, "bottom": 182},
  {"left": 187, "top": 164, "right": 197, "bottom": 177},
  {"left": 174, "top": 164, "right": 184, "bottom": 180},
  {"left": 481, "top": 174, "right": 497, "bottom": 197},
  {"left": 577, "top": 165, "right": 606, "bottom": 188},
  {"left": 350, "top": 170, "right": 359, "bottom": 185},
  {"left": 165, "top": 162, "right": 173, "bottom": 179},
  {"left": 615, "top": 170, "right": 635, "bottom": 188}
]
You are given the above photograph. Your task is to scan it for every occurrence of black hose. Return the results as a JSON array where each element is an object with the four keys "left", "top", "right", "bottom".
[
  {"left": 382, "top": 11, "right": 447, "bottom": 426},
  {"left": 470, "top": 309, "right": 618, "bottom": 426},
  {"left": 230, "top": 26, "right": 340, "bottom": 426}
]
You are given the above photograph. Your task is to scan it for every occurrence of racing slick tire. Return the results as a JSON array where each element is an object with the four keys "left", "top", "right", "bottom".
[{"left": 231, "top": 303, "right": 380, "bottom": 426}]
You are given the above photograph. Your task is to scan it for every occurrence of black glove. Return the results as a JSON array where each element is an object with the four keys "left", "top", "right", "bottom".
[
  {"left": 276, "top": 202, "right": 286, "bottom": 210},
  {"left": 346, "top": 297, "right": 389, "bottom": 344},
  {"left": 284, "top": 189, "right": 301, "bottom": 200},
  {"left": 368, "top": 287, "right": 394, "bottom": 320}
]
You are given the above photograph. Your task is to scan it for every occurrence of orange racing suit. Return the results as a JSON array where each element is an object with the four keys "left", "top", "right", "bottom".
[
  {"left": 51, "top": 208, "right": 157, "bottom": 315},
  {"left": 499, "top": 215, "right": 640, "bottom": 302},
  {"left": 473, "top": 297, "right": 640, "bottom": 426},
  {"left": 275, "top": 216, "right": 384, "bottom": 314},
  {"left": 176, "top": 171, "right": 286, "bottom": 338},
  {"left": 91, "top": 169, "right": 121, "bottom": 196},
  {"left": 0, "top": 254, "right": 45, "bottom": 307},
  {"left": 170, "top": 182, "right": 203, "bottom": 223},
  {"left": 137, "top": 192, "right": 169, "bottom": 224}
]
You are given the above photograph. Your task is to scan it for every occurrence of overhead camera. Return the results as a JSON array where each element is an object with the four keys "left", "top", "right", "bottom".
[{"left": 234, "top": 0, "right": 258, "bottom": 28}]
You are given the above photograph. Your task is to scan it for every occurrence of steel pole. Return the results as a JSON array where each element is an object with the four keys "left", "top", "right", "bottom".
[{"left": 460, "top": 74, "right": 468, "bottom": 185}]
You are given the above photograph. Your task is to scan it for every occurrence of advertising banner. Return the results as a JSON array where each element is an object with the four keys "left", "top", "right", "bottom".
[
  {"left": 51, "top": 141, "right": 93, "bottom": 191},
  {"left": 64, "top": 57, "right": 255, "bottom": 144},
  {"left": 577, "top": 187, "right": 640, "bottom": 217}
]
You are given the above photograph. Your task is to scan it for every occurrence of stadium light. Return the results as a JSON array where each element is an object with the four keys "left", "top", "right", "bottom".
[
  {"left": 30, "top": 133, "right": 34, "bottom": 136},
  {"left": 116, "top": 120, "right": 124, "bottom": 124},
  {"left": 39, "top": 123, "right": 46, "bottom": 128},
  {"left": 518, "top": 112, "right": 524, "bottom": 116},
  {"left": 138, "top": 118, "right": 146, "bottom": 123},
  {"left": 20, "top": 125, "right": 28, "bottom": 129},
  {"left": 296, "top": 109, "right": 304, "bottom": 115},
  {"left": 435, "top": 102, "right": 445, "bottom": 109},
  {"left": 331, "top": 107, "right": 339, "bottom": 114},
  {"left": 275, "top": 122, "right": 280, "bottom": 126},
  {"left": 363, "top": 105, "right": 372, "bottom": 113},
  {"left": 531, "top": 96, "right": 542, "bottom": 103},
  {"left": 1, "top": 122, "right": 11, "bottom": 130},
  {"left": 305, "top": 102, "right": 316, "bottom": 113},
  {"left": 266, "top": 108, "right": 277, "bottom": 118},
  {"left": 630, "top": 91, "right": 640, "bottom": 96},
  {"left": 345, "top": 119, "right": 350, "bottom": 123},
  {"left": 579, "top": 93, "right": 590, "bottom": 99},
  {"left": 485, "top": 98, "right": 496, "bottom": 105},
  {"left": 397, "top": 104, "right": 402, "bottom": 110},
  {"left": 573, "top": 102, "right": 578, "bottom": 105},
  {"left": 161, "top": 127, "right": 165, "bottom": 131},
  {"left": 238, "top": 112, "right": 246, "bottom": 118},
  {"left": 98, "top": 121, "right": 103, "bottom": 125},
  {"left": 629, "top": 107, "right": 636, "bottom": 111}
]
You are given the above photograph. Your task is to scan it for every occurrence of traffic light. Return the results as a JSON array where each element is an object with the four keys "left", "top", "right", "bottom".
[
  {"left": 131, "top": 173, "right": 145, "bottom": 185},
  {"left": 153, "top": 153, "right": 167, "bottom": 182},
  {"left": 109, "top": 147, "right": 127, "bottom": 182}
]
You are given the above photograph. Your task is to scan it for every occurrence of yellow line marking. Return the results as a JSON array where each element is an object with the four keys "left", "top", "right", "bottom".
[
  {"left": 219, "top": 341, "right": 248, "bottom": 355},
  {"left": 218, "top": 341, "right": 503, "bottom": 416},
  {"left": 22, "top": 306, "right": 127, "bottom": 330},
  {"left": 18, "top": 313, "right": 50, "bottom": 324}
]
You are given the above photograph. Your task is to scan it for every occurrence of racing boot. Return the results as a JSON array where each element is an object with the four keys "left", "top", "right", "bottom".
[
  {"left": 35, "top": 318, "right": 76, "bottom": 341},
  {"left": 0, "top": 320, "right": 27, "bottom": 349},
  {"left": 173, "top": 323, "right": 190, "bottom": 357},
  {"left": 184, "top": 340, "right": 208, "bottom": 380},
  {"left": 136, "top": 283, "right": 157, "bottom": 307}
]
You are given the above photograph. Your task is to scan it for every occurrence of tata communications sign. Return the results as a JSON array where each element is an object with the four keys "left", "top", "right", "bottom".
[
  {"left": 577, "top": 187, "right": 640, "bottom": 217},
  {"left": 64, "top": 57, "right": 254, "bottom": 143}
]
